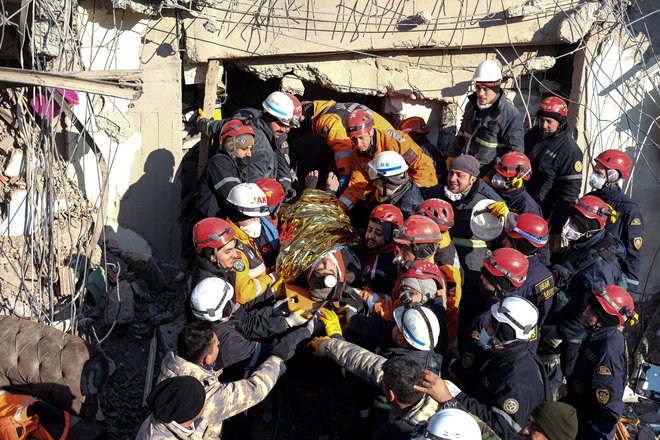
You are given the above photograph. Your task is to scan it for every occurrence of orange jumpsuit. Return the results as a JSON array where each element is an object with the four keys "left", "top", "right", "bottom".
[
  {"left": 338, "top": 128, "right": 438, "bottom": 210},
  {"left": 311, "top": 100, "right": 393, "bottom": 180}
]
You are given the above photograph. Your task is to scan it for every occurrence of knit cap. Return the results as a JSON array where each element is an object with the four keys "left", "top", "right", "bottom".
[
  {"left": 450, "top": 155, "right": 480, "bottom": 177},
  {"left": 147, "top": 376, "right": 206, "bottom": 424},
  {"left": 532, "top": 402, "right": 578, "bottom": 440}
]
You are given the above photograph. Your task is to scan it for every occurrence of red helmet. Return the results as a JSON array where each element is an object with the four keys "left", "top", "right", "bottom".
[
  {"left": 592, "top": 285, "right": 637, "bottom": 326},
  {"left": 192, "top": 217, "right": 235, "bottom": 254},
  {"left": 505, "top": 213, "right": 548, "bottom": 248},
  {"left": 572, "top": 195, "right": 614, "bottom": 229},
  {"left": 219, "top": 119, "right": 255, "bottom": 145},
  {"left": 415, "top": 198, "right": 454, "bottom": 232},
  {"left": 483, "top": 248, "right": 529, "bottom": 287},
  {"left": 346, "top": 109, "right": 374, "bottom": 138},
  {"left": 394, "top": 215, "right": 443, "bottom": 244},
  {"left": 537, "top": 96, "right": 568, "bottom": 121},
  {"left": 370, "top": 204, "right": 404, "bottom": 228},
  {"left": 595, "top": 149, "right": 632, "bottom": 180},
  {"left": 495, "top": 152, "right": 532, "bottom": 180},
  {"left": 399, "top": 117, "right": 429, "bottom": 135},
  {"left": 256, "top": 178, "right": 285, "bottom": 208},
  {"left": 400, "top": 260, "right": 447, "bottom": 292},
  {"left": 284, "top": 92, "right": 303, "bottom": 128}
]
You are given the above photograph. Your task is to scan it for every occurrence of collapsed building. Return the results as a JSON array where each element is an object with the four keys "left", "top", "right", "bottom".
[{"left": 0, "top": 0, "right": 659, "bottom": 437}]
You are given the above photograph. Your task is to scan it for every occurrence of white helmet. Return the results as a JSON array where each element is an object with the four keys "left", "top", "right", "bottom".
[
  {"left": 367, "top": 151, "right": 409, "bottom": 180},
  {"left": 491, "top": 296, "right": 538, "bottom": 341},
  {"left": 470, "top": 199, "right": 504, "bottom": 241},
  {"left": 393, "top": 305, "right": 440, "bottom": 351},
  {"left": 262, "top": 91, "right": 295, "bottom": 126},
  {"left": 472, "top": 60, "right": 503, "bottom": 82},
  {"left": 226, "top": 183, "right": 269, "bottom": 217},
  {"left": 190, "top": 277, "right": 235, "bottom": 322},
  {"left": 412, "top": 408, "right": 481, "bottom": 440}
]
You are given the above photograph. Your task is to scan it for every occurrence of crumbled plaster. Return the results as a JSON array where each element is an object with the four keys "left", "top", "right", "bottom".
[
  {"left": 505, "top": 0, "right": 545, "bottom": 18},
  {"left": 203, "top": 20, "right": 219, "bottom": 33},
  {"left": 558, "top": 1, "right": 600, "bottom": 43},
  {"left": 281, "top": 75, "right": 305, "bottom": 96},
  {"left": 111, "top": 0, "right": 161, "bottom": 16},
  {"left": 96, "top": 109, "right": 134, "bottom": 144},
  {"left": 524, "top": 56, "right": 556, "bottom": 72}
]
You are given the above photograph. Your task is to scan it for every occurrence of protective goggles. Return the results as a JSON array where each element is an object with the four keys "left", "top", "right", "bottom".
[
  {"left": 506, "top": 217, "right": 548, "bottom": 246},
  {"left": 573, "top": 199, "right": 614, "bottom": 218},
  {"left": 195, "top": 226, "right": 233, "bottom": 248},
  {"left": 595, "top": 287, "right": 638, "bottom": 325},
  {"left": 495, "top": 157, "right": 529, "bottom": 175},
  {"left": 485, "top": 251, "right": 525, "bottom": 285},
  {"left": 495, "top": 304, "right": 535, "bottom": 336}
]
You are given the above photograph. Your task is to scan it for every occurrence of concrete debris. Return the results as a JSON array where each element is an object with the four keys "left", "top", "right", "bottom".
[
  {"left": 157, "top": 317, "right": 186, "bottom": 352},
  {"left": 111, "top": 0, "right": 161, "bottom": 16},
  {"left": 0, "top": 138, "right": 13, "bottom": 155},
  {"left": 524, "top": 56, "right": 556, "bottom": 73},
  {"left": 174, "top": 271, "right": 186, "bottom": 283},
  {"left": 33, "top": 21, "right": 63, "bottom": 59},
  {"left": 105, "top": 280, "right": 136, "bottom": 325},
  {"left": 96, "top": 109, "right": 134, "bottom": 144},
  {"left": 410, "top": 11, "right": 432, "bottom": 25},
  {"left": 281, "top": 75, "right": 305, "bottom": 96},
  {"left": 57, "top": 266, "right": 77, "bottom": 298},
  {"left": 4, "top": 149, "right": 24, "bottom": 178},
  {"left": 558, "top": 1, "right": 600, "bottom": 43},
  {"left": 540, "top": 79, "right": 562, "bottom": 93},
  {"left": 203, "top": 20, "right": 219, "bottom": 33},
  {"left": 505, "top": 0, "right": 545, "bottom": 18},
  {"left": 120, "top": 251, "right": 168, "bottom": 291}
]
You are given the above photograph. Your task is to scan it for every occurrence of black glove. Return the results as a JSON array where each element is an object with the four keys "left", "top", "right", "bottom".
[{"left": 269, "top": 326, "right": 311, "bottom": 362}]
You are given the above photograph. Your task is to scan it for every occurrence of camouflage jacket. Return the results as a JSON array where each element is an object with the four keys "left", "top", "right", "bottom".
[
  {"left": 135, "top": 415, "right": 204, "bottom": 440},
  {"left": 323, "top": 338, "right": 438, "bottom": 426},
  {"left": 153, "top": 351, "right": 286, "bottom": 439}
]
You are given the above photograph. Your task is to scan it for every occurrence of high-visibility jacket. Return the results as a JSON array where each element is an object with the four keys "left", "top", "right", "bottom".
[
  {"left": 311, "top": 100, "right": 393, "bottom": 181},
  {"left": 339, "top": 129, "right": 438, "bottom": 210},
  {"left": 0, "top": 391, "right": 69, "bottom": 440},
  {"left": 228, "top": 219, "right": 275, "bottom": 304},
  {"left": 435, "top": 232, "right": 462, "bottom": 345}
]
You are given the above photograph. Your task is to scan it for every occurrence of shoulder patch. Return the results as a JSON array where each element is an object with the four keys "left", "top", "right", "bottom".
[
  {"left": 320, "top": 125, "right": 330, "bottom": 137},
  {"left": 572, "top": 379, "right": 583, "bottom": 394},
  {"left": 574, "top": 161, "right": 583, "bottom": 172},
  {"left": 596, "top": 365, "right": 612, "bottom": 376},
  {"left": 261, "top": 244, "right": 272, "bottom": 255},
  {"left": 462, "top": 352, "right": 475, "bottom": 369},
  {"left": 586, "top": 349, "right": 597, "bottom": 362},
  {"left": 534, "top": 276, "right": 555, "bottom": 303},
  {"left": 596, "top": 388, "right": 611, "bottom": 405},
  {"left": 503, "top": 398, "right": 519, "bottom": 414},
  {"left": 384, "top": 130, "right": 405, "bottom": 142},
  {"left": 401, "top": 148, "right": 419, "bottom": 164},
  {"left": 232, "top": 260, "right": 246, "bottom": 272},
  {"left": 633, "top": 237, "right": 643, "bottom": 250},
  {"left": 529, "top": 325, "right": 538, "bottom": 342},
  {"left": 631, "top": 218, "right": 641, "bottom": 226}
]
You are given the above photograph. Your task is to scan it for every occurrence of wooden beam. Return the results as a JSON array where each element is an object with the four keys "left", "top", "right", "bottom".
[
  {"left": 196, "top": 60, "right": 220, "bottom": 179},
  {"left": 0, "top": 67, "right": 143, "bottom": 100}
]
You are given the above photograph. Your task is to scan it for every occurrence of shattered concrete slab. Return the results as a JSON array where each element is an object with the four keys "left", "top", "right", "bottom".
[
  {"left": 96, "top": 109, "right": 134, "bottom": 144},
  {"left": 111, "top": 0, "right": 161, "bottom": 16},
  {"left": 525, "top": 56, "right": 556, "bottom": 72},
  {"left": 558, "top": 1, "right": 600, "bottom": 43},
  {"left": 505, "top": 0, "right": 545, "bottom": 18}
]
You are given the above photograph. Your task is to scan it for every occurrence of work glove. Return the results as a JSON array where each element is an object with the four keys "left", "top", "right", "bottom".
[
  {"left": 445, "top": 156, "right": 454, "bottom": 170},
  {"left": 285, "top": 309, "right": 309, "bottom": 328},
  {"left": 318, "top": 308, "right": 342, "bottom": 337},
  {"left": 196, "top": 108, "right": 207, "bottom": 124},
  {"left": 488, "top": 201, "right": 509, "bottom": 219},
  {"left": 271, "top": 326, "right": 312, "bottom": 362},
  {"left": 310, "top": 336, "right": 330, "bottom": 357},
  {"left": 336, "top": 305, "right": 357, "bottom": 332}
]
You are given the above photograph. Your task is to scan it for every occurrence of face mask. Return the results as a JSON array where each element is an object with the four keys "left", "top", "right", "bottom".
[
  {"left": 562, "top": 221, "right": 583, "bottom": 242},
  {"left": 240, "top": 220, "right": 262, "bottom": 238},
  {"left": 477, "top": 102, "right": 493, "bottom": 110},
  {"left": 236, "top": 156, "right": 251, "bottom": 168},
  {"left": 588, "top": 172, "right": 607, "bottom": 190},
  {"left": 491, "top": 173, "right": 507, "bottom": 189},
  {"left": 444, "top": 186, "right": 464, "bottom": 201},
  {"left": 479, "top": 327, "right": 492, "bottom": 349}
]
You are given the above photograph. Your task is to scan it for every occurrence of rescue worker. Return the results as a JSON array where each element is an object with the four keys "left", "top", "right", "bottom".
[
  {"left": 189, "top": 277, "right": 313, "bottom": 382},
  {"left": 446, "top": 60, "right": 524, "bottom": 176},
  {"left": 586, "top": 149, "right": 644, "bottom": 295},
  {"left": 338, "top": 109, "right": 437, "bottom": 211},
  {"left": 182, "top": 118, "right": 255, "bottom": 256},
  {"left": 254, "top": 178, "right": 284, "bottom": 271},
  {"left": 399, "top": 116, "right": 446, "bottom": 179},
  {"left": 524, "top": 96, "right": 583, "bottom": 252},
  {"left": 566, "top": 285, "right": 636, "bottom": 439},
  {"left": 544, "top": 195, "right": 625, "bottom": 385},
  {"left": 486, "top": 151, "right": 542, "bottom": 217},
  {"left": 367, "top": 151, "right": 424, "bottom": 218},
  {"left": 361, "top": 203, "right": 404, "bottom": 296},
  {"left": 520, "top": 402, "right": 578, "bottom": 440},
  {"left": 0, "top": 390, "right": 70, "bottom": 440},
  {"left": 225, "top": 183, "right": 278, "bottom": 305},
  {"left": 311, "top": 308, "right": 441, "bottom": 436},
  {"left": 300, "top": 100, "right": 394, "bottom": 189},
  {"left": 502, "top": 214, "right": 554, "bottom": 325},
  {"left": 415, "top": 198, "right": 463, "bottom": 346},
  {"left": 136, "top": 376, "right": 207, "bottom": 439},
  {"left": 441, "top": 154, "right": 503, "bottom": 350},
  {"left": 152, "top": 321, "right": 290, "bottom": 439},
  {"left": 409, "top": 408, "right": 482, "bottom": 440},
  {"left": 421, "top": 296, "right": 550, "bottom": 440},
  {"left": 198, "top": 91, "right": 297, "bottom": 199}
]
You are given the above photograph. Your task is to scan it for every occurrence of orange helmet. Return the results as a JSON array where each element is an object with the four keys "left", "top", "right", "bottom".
[
  {"left": 192, "top": 218, "right": 235, "bottom": 254},
  {"left": 370, "top": 204, "right": 404, "bottom": 228},
  {"left": 284, "top": 92, "right": 303, "bottom": 128},
  {"left": 495, "top": 152, "right": 532, "bottom": 180},
  {"left": 394, "top": 215, "right": 443, "bottom": 244},
  {"left": 399, "top": 117, "right": 429, "bottom": 135},
  {"left": 256, "top": 178, "right": 285, "bottom": 208},
  {"left": 219, "top": 119, "right": 255, "bottom": 145},
  {"left": 594, "top": 149, "right": 632, "bottom": 180},
  {"left": 415, "top": 199, "right": 454, "bottom": 232},
  {"left": 483, "top": 248, "right": 529, "bottom": 288},
  {"left": 537, "top": 96, "right": 568, "bottom": 122},
  {"left": 346, "top": 109, "right": 374, "bottom": 138},
  {"left": 505, "top": 213, "right": 548, "bottom": 248},
  {"left": 572, "top": 195, "right": 615, "bottom": 229},
  {"left": 591, "top": 285, "right": 637, "bottom": 326}
]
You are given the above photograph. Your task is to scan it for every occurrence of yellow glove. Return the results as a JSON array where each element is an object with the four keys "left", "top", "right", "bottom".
[
  {"left": 196, "top": 108, "right": 207, "bottom": 124},
  {"left": 488, "top": 201, "right": 509, "bottom": 218},
  {"left": 445, "top": 156, "right": 454, "bottom": 170},
  {"left": 212, "top": 108, "right": 222, "bottom": 121},
  {"left": 310, "top": 336, "right": 330, "bottom": 356},
  {"left": 318, "top": 308, "right": 343, "bottom": 337}
]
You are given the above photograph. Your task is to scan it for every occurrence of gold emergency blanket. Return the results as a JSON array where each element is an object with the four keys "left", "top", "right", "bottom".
[{"left": 276, "top": 190, "right": 359, "bottom": 283}]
